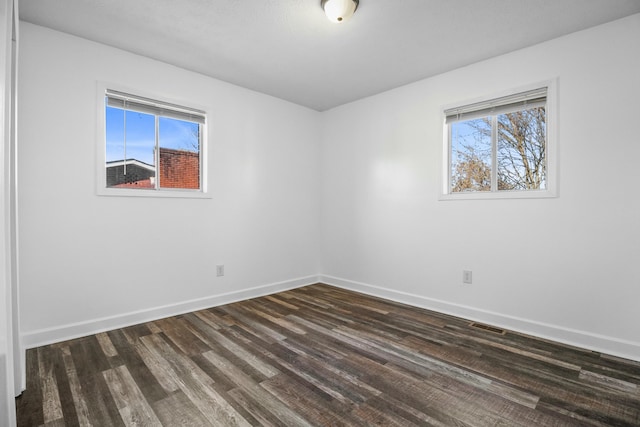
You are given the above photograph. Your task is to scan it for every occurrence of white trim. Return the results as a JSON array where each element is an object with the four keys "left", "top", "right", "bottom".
[
  {"left": 319, "top": 275, "right": 640, "bottom": 363},
  {"left": 20, "top": 273, "right": 640, "bottom": 362},
  {"left": 22, "top": 275, "right": 320, "bottom": 349},
  {"left": 106, "top": 89, "right": 206, "bottom": 124},
  {"left": 444, "top": 87, "right": 547, "bottom": 124},
  {"left": 97, "top": 186, "right": 210, "bottom": 199},
  {"left": 439, "top": 188, "right": 556, "bottom": 201},
  {"left": 440, "top": 79, "right": 558, "bottom": 201},
  {"left": 95, "top": 81, "right": 211, "bottom": 199}
]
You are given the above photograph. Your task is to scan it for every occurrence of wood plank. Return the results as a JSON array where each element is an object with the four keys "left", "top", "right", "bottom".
[
  {"left": 218, "top": 305, "right": 289, "bottom": 342},
  {"left": 107, "top": 329, "right": 169, "bottom": 404},
  {"left": 96, "top": 332, "right": 118, "bottom": 358},
  {"left": 260, "top": 373, "right": 366, "bottom": 426},
  {"left": 139, "top": 333, "right": 252, "bottom": 427},
  {"left": 200, "top": 350, "right": 314, "bottom": 427},
  {"left": 15, "top": 348, "right": 45, "bottom": 426},
  {"left": 227, "top": 387, "right": 286, "bottom": 427},
  {"left": 151, "top": 392, "right": 210, "bottom": 427},
  {"left": 103, "top": 365, "right": 162, "bottom": 425},
  {"left": 16, "top": 284, "right": 640, "bottom": 426},
  {"left": 159, "top": 318, "right": 211, "bottom": 356},
  {"left": 37, "top": 346, "right": 64, "bottom": 424},
  {"left": 59, "top": 345, "right": 92, "bottom": 427},
  {"left": 133, "top": 340, "right": 180, "bottom": 394},
  {"left": 182, "top": 312, "right": 280, "bottom": 379},
  {"left": 68, "top": 369, "right": 125, "bottom": 426}
]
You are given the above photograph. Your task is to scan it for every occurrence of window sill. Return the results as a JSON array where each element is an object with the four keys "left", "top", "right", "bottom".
[
  {"left": 439, "top": 189, "right": 556, "bottom": 201},
  {"left": 97, "top": 187, "right": 212, "bottom": 199}
]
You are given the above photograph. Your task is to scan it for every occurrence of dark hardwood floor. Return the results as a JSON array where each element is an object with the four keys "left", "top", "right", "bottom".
[{"left": 15, "top": 284, "right": 640, "bottom": 426}]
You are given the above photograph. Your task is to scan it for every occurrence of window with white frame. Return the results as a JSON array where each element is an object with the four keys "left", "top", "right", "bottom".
[
  {"left": 99, "top": 88, "right": 207, "bottom": 196},
  {"left": 443, "top": 86, "right": 554, "bottom": 199}
]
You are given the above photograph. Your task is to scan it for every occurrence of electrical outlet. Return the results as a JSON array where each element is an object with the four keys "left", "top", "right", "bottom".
[
  {"left": 216, "top": 265, "right": 224, "bottom": 277},
  {"left": 463, "top": 270, "right": 472, "bottom": 284}
]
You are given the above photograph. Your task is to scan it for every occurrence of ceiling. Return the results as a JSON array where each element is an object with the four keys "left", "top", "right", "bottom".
[{"left": 19, "top": 0, "right": 640, "bottom": 111}]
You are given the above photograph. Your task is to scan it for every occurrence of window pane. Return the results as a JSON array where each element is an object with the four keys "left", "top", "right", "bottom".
[
  {"left": 497, "top": 107, "right": 546, "bottom": 191},
  {"left": 158, "top": 117, "right": 200, "bottom": 190},
  {"left": 106, "top": 107, "right": 156, "bottom": 189},
  {"left": 450, "top": 118, "right": 492, "bottom": 192}
]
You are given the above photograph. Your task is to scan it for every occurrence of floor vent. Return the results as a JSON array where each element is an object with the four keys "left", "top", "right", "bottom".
[{"left": 469, "top": 322, "right": 506, "bottom": 335}]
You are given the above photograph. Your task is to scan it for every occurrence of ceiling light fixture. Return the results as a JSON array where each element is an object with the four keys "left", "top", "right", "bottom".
[{"left": 321, "top": 0, "right": 359, "bottom": 23}]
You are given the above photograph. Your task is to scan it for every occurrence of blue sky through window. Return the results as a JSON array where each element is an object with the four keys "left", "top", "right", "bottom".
[{"left": 106, "top": 106, "right": 200, "bottom": 165}]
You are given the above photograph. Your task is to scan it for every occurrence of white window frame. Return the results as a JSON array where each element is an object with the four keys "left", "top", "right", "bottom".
[
  {"left": 440, "top": 80, "right": 557, "bottom": 201},
  {"left": 96, "top": 82, "right": 210, "bottom": 199}
]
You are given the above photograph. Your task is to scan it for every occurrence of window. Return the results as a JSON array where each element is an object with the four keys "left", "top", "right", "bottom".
[
  {"left": 98, "top": 87, "right": 208, "bottom": 197},
  {"left": 442, "top": 85, "right": 555, "bottom": 199}
]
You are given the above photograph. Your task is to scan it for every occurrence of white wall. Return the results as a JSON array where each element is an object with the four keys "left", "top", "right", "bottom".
[
  {"left": 18, "top": 23, "right": 321, "bottom": 346},
  {"left": 320, "top": 14, "right": 640, "bottom": 360},
  {"left": 17, "top": 15, "right": 640, "bottom": 362}
]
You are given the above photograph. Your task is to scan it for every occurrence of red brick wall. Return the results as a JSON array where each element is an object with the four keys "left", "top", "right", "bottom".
[{"left": 159, "top": 148, "right": 200, "bottom": 189}]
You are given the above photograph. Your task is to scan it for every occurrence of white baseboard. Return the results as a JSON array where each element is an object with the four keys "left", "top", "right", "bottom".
[
  {"left": 320, "top": 275, "right": 640, "bottom": 363},
  {"left": 22, "top": 274, "right": 640, "bottom": 363},
  {"left": 22, "top": 275, "right": 320, "bottom": 349}
]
